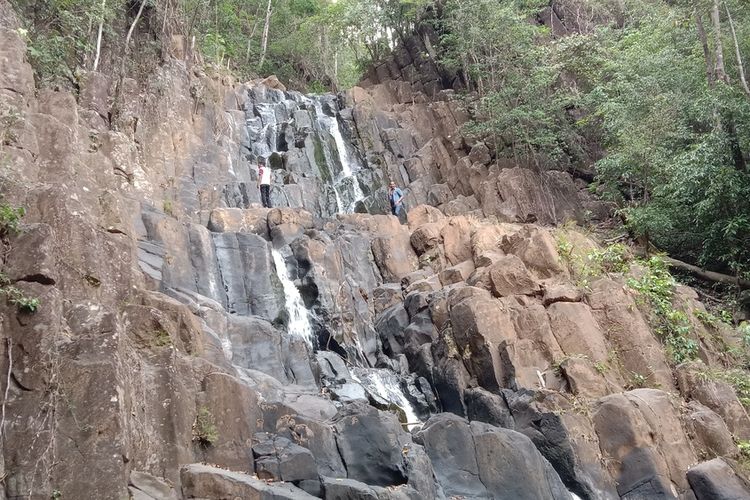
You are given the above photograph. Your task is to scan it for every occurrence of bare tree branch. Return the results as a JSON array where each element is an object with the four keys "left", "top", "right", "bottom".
[
  {"left": 724, "top": 2, "right": 750, "bottom": 97},
  {"left": 258, "top": 0, "right": 273, "bottom": 70},
  {"left": 126, "top": 0, "right": 149, "bottom": 48},
  {"left": 711, "top": 0, "right": 729, "bottom": 83},
  {"left": 92, "top": 0, "right": 107, "bottom": 71}
]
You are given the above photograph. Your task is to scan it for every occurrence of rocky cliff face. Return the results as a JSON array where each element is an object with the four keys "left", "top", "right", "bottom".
[{"left": 2, "top": 1, "right": 750, "bottom": 499}]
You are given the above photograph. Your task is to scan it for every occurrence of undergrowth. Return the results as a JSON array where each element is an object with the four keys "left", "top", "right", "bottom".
[
  {"left": 0, "top": 202, "right": 40, "bottom": 312},
  {"left": 557, "top": 232, "right": 699, "bottom": 364},
  {"left": 626, "top": 257, "right": 698, "bottom": 364},
  {"left": 556, "top": 231, "right": 629, "bottom": 289},
  {"left": 699, "top": 368, "right": 750, "bottom": 409},
  {"left": 192, "top": 406, "right": 219, "bottom": 446}
]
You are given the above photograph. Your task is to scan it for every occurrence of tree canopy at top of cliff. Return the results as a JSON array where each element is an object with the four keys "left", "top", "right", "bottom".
[
  {"left": 12, "top": 0, "right": 750, "bottom": 279},
  {"left": 441, "top": 0, "right": 750, "bottom": 281},
  {"left": 11, "top": 0, "right": 432, "bottom": 90}
]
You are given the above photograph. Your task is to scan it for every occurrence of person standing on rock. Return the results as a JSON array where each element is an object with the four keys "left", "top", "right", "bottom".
[
  {"left": 388, "top": 181, "right": 404, "bottom": 218},
  {"left": 258, "top": 158, "right": 272, "bottom": 208}
]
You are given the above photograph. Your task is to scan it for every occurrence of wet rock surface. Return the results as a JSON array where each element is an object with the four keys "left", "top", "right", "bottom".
[{"left": 1, "top": 2, "right": 750, "bottom": 499}]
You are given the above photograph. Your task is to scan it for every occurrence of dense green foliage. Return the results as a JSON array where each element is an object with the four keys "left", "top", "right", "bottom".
[
  {"left": 439, "top": 0, "right": 750, "bottom": 278},
  {"left": 12, "top": 0, "right": 430, "bottom": 91},
  {"left": 186, "top": 0, "right": 431, "bottom": 88},
  {"left": 440, "top": 0, "right": 582, "bottom": 163}
]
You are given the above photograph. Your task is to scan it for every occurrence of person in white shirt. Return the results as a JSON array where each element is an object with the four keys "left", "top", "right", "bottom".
[{"left": 257, "top": 158, "right": 272, "bottom": 208}]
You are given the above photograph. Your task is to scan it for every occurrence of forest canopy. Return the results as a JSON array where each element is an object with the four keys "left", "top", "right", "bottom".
[{"left": 439, "top": 0, "right": 750, "bottom": 279}]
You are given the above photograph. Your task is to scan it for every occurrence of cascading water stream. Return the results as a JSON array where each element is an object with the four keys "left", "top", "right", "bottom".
[
  {"left": 352, "top": 369, "right": 422, "bottom": 431},
  {"left": 244, "top": 89, "right": 422, "bottom": 432},
  {"left": 313, "top": 99, "right": 365, "bottom": 213},
  {"left": 271, "top": 249, "right": 314, "bottom": 347}
]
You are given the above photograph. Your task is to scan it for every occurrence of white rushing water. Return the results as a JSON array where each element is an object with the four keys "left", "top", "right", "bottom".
[
  {"left": 272, "top": 249, "right": 314, "bottom": 347},
  {"left": 353, "top": 369, "right": 421, "bottom": 431},
  {"left": 313, "top": 99, "right": 365, "bottom": 212}
]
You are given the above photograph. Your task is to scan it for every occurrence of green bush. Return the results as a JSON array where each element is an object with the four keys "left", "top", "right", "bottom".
[
  {"left": 192, "top": 406, "right": 218, "bottom": 446},
  {"left": 627, "top": 257, "right": 697, "bottom": 363},
  {"left": 0, "top": 203, "right": 25, "bottom": 237},
  {"left": 0, "top": 273, "right": 40, "bottom": 313}
]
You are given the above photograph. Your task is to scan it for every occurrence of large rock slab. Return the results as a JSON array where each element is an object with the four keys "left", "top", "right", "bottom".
[
  {"left": 478, "top": 167, "right": 582, "bottom": 225},
  {"left": 180, "top": 463, "right": 316, "bottom": 499},
  {"left": 687, "top": 458, "right": 750, "bottom": 500},
  {"left": 449, "top": 287, "right": 517, "bottom": 391},
  {"left": 331, "top": 402, "right": 410, "bottom": 487},
  {"left": 416, "top": 413, "right": 572, "bottom": 499},
  {"left": 487, "top": 254, "right": 541, "bottom": 297},
  {"left": 588, "top": 278, "right": 673, "bottom": 390},
  {"left": 593, "top": 389, "right": 697, "bottom": 498}
]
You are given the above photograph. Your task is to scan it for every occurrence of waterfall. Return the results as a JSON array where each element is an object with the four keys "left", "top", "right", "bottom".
[
  {"left": 353, "top": 369, "right": 421, "bottom": 430},
  {"left": 271, "top": 249, "right": 314, "bottom": 347},
  {"left": 313, "top": 99, "right": 365, "bottom": 212}
]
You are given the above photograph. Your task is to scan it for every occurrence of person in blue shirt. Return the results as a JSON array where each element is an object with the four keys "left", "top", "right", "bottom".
[{"left": 388, "top": 181, "right": 404, "bottom": 216}]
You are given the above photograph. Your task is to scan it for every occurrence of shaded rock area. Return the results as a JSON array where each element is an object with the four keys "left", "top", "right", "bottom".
[{"left": 2, "top": 1, "right": 750, "bottom": 499}]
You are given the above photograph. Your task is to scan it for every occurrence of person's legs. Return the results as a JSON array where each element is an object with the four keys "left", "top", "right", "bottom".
[{"left": 260, "top": 184, "right": 271, "bottom": 208}]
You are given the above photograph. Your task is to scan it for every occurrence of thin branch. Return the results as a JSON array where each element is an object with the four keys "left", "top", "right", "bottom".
[
  {"left": 258, "top": 0, "right": 273, "bottom": 70},
  {"left": 711, "top": 0, "right": 729, "bottom": 83},
  {"left": 246, "top": 0, "right": 264, "bottom": 63},
  {"left": 724, "top": 2, "right": 750, "bottom": 97},
  {"left": 695, "top": 12, "right": 715, "bottom": 87},
  {"left": 125, "top": 0, "right": 148, "bottom": 48},
  {"left": 92, "top": 0, "right": 107, "bottom": 71},
  {"left": 1, "top": 338, "right": 13, "bottom": 443}
]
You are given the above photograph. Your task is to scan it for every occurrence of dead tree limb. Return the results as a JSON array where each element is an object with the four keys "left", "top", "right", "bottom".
[{"left": 662, "top": 256, "right": 749, "bottom": 289}]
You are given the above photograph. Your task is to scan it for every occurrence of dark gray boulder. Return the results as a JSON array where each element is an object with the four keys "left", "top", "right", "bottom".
[
  {"left": 376, "top": 303, "right": 410, "bottom": 357},
  {"left": 464, "top": 387, "right": 514, "bottom": 429},
  {"left": 330, "top": 401, "right": 436, "bottom": 498},
  {"left": 416, "top": 413, "right": 572, "bottom": 500},
  {"left": 687, "top": 458, "right": 750, "bottom": 500},
  {"left": 252, "top": 433, "right": 319, "bottom": 483},
  {"left": 332, "top": 402, "right": 410, "bottom": 487}
]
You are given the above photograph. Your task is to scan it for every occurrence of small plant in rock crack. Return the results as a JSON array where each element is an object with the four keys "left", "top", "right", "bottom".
[
  {"left": 594, "top": 361, "right": 609, "bottom": 374},
  {"left": 192, "top": 406, "right": 219, "bottom": 446},
  {"left": 587, "top": 243, "right": 630, "bottom": 274},
  {"left": 0, "top": 203, "right": 25, "bottom": 237},
  {"left": 151, "top": 328, "right": 172, "bottom": 348},
  {"left": 0, "top": 273, "right": 40, "bottom": 313},
  {"left": 0, "top": 103, "right": 21, "bottom": 146},
  {"left": 627, "top": 372, "right": 647, "bottom": 389},
  {"left": 162, "top": 199, "right": 174, "bottom": 217}
]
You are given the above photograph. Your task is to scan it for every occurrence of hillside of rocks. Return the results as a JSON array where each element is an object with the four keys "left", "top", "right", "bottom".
[{"left": 2, "top": 1, "right": 750, "bottom": 499}]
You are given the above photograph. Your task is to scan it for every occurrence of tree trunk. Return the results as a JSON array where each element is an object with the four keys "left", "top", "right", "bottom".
[
  {"left": 724, "top": 3, "right": 750, "bottom": 97},
  {"left": 695, "top": 12, "right": 715, "bottom": 87},
  {"left": 663, "top": 256, "right": 750, "bottom": 289},
  {"left": 125, "top": 0, "right": 148, "bottom": 48},
  {"left": 92, "top": 0, "right": 107, "bottom": 71},
  {"left": 711, "top": 0, "right": 729, "bottom": 84},
  {"left": 258, "top": 0, "right": 272, "bottom": 70},
  {"left": 245, "top": 0, "right": 264, "bottom": 63}
]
